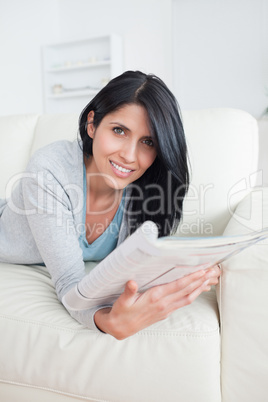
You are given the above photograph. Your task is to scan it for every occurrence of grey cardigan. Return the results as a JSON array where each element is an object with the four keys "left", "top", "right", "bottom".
[{"left": 0, "top": 140, "right": 130, "bottom": 331}]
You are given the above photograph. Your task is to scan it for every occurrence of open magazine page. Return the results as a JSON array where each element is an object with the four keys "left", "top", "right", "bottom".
[{"left": 62, "top": 221, "right": 268, "bottom": 311}]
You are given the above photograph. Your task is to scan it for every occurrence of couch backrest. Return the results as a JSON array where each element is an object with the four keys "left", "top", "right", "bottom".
[
  {"left": 0, "top": 114, "right": 39, "bottom": 199},
  {"left": 180, "top": 108, "right": 258, "bottom": 235},
  {"left": 0, "top": 108, "right": 258, "bottom": 236}
]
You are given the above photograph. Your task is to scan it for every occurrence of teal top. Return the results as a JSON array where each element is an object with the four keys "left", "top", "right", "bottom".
[{"left": 79, "top": 163, "right": 125, "bottom": 261}]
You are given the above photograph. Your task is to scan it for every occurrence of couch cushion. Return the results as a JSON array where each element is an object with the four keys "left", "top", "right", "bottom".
[
  {"left": 30, "top": 113, "right": 79, "bottom": 156},
  {"left": 219, "top": 187, "right": 268, "bottom": 402},
  {"left": 0, "top": 262, "right": 220, "bottom": 402},
  {"left": 0, "top": 114, "right": 39, "bottom": 198},
  {"left": 180, "top": 108, "right": 259, "bottom": 236}
]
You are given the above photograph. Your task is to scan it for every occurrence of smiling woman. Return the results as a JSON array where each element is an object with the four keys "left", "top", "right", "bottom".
[
  {"left": 85, "top": 104, "right": 157, "bottom": 188},
  {"left": 79, "top": 71, "right": 190, "bottom": 238},
  {"left": 0, "top": 70, "right": 221, "bottom": 339}
]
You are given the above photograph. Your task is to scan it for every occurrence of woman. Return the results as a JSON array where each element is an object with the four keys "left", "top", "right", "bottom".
[{"left": 0, "top": 71, "right": 220, "bottom": 339}]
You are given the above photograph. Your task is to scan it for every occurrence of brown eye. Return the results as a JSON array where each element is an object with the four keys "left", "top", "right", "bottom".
[{"left": 143, "top": 138, "right": 154, "bottom": 147}]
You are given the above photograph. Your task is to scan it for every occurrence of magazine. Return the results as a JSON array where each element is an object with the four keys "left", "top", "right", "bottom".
[{"left": 62, "top": 221, "right": 268, "bottom": 311}]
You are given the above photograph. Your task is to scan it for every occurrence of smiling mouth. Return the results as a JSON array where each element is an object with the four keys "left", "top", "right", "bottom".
[{"left": 110, "top": 160, "right": 134, "bottom": 173}]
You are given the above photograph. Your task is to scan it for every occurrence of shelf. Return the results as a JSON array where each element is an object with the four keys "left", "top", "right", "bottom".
[
  {"left": 44, "top": 34, "right": 112, "bottom": 49},
  {"left": 47, "top": 60, "right": 111, "bottom": 73},
  {"left": 48, "top": 89, "right": 100, "bottom": 99},
  {"left": 42, "top": 34, "right": 123, "bottom": 113}
]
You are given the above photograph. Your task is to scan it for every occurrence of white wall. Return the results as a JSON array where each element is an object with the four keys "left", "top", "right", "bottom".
[
  {"left": 57, "top": 0, "right": 173, "bottom": 87},
  {"left": 0, "top": 0, "right": 60, "bottom": 115},
  {"left": 0, "top": 0, "right": 173, "bottom": 116},
  {"left": 1, "top": 0, "right": 267, "bottom": 118},
  {"left": 173, "top": 0, "right": 268, "bottom": 118}
]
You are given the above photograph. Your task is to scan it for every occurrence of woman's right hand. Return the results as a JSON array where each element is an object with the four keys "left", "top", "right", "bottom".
[{"left": 94, "top": 266, "right": 221, "bottom": 340}]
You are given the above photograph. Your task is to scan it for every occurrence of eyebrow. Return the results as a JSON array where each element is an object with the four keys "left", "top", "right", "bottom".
[{"left": 109, "top": 122, "right": 131, "bottom": 131}]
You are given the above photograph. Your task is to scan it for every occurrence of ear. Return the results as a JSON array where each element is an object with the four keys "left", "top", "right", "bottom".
[{"left": 86, "top": 110, "right": 95, "bottom": 139}]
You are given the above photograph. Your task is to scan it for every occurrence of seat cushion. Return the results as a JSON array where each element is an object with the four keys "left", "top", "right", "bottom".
[{"left": 0, "top": 262, "right": 221, "bottom": 402}]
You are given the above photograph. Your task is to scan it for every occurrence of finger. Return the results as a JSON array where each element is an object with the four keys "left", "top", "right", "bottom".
[
  {"left": 195, "top": 268, "right": 220, "bottom": 287},
  {"left": 157, "top": 274, "right": 210, "bottom": 309},
  {"left": 184, "top": 281, "right": 212, "bottom": 301},
  {"left": 119, "top": 280, "right": 139, "bottom": 307},
  {"left": 147, "top": 269, "right": 207, "bottom": 302},
  {"left": 204, "top": 265, "right": 221, "bottom": 277},
  {"left": 169, "top": 282, "right": 211, "bottom": 312},
  {"left": 206, "top": 277, "right": 219, "bottom": 286},
  {"left": 156, "top": 266, "right": 219, "bottom": 307},
  {"left": 157, "top": 269, "right": 207, "bottom": 296},
  {"left": 126, "top": 280, "right": 138, "bottom": 294},
  {"left": 180, "top": 267, "right": 219, "bottom": 292}
]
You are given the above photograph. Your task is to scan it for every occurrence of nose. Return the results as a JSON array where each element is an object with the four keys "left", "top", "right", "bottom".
[{"left": 118, "top": 139, "right": 137, "bottom": 163}]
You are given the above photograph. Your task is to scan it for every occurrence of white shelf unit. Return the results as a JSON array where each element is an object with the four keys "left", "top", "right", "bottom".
[{"left": 42, "top": 34, "right": 123, "bottom": 114}]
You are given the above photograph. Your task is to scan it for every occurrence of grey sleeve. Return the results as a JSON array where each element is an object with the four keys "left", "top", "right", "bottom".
[{"left": 21, "top": 156, "right": 104, "bottom": 332}]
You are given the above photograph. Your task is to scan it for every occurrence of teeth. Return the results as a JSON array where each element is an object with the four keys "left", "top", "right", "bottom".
[{"left": 111, "top": 161, "right": 132, "bottom": 173}]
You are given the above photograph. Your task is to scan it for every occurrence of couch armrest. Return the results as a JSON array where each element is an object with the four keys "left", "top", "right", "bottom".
[{"left": 218, "top": 187, "right": 268, "bottom": 402}]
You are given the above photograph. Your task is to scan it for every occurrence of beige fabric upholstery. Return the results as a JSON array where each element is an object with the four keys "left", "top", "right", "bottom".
[
  {"left": 219, "top": 187, "right": 268, "bottom": 402},
  {"left": 0, "top": 108, "right": 266, "bottom": 401},
  {"left": 0, "top": 263, "right": 220, "bottom": 402},
  {"left": 0, "top": 114, "right": 39, "bottom": 198}
]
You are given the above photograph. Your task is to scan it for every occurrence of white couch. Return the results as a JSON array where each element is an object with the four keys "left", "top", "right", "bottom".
[{"left": 0, "top": 109, "right": 267, "bottom": 402}]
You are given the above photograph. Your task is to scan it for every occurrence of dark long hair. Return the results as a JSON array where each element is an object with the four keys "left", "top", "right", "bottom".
[{"left": 79, "top": 70, "right": 190, "bottom": 237}]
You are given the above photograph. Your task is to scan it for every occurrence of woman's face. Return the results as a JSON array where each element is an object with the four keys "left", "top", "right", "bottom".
[{"left": 86, "top": 104, "right": 157, "bottom": 191}]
